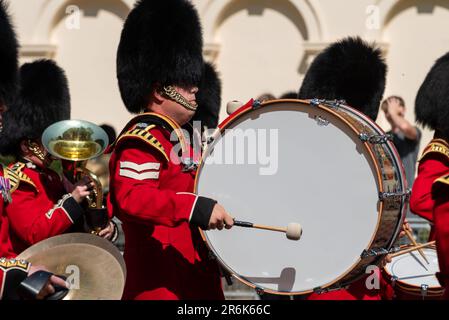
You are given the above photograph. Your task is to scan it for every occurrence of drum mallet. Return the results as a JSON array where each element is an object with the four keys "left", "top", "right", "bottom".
[{"left": 233, "top": 220, "right": 302, "bottom": 241}]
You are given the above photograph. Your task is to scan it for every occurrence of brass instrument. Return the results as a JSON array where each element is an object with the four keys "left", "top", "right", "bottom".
[{"left": 42, "top": 120, "right": 109, "bottom": 233}]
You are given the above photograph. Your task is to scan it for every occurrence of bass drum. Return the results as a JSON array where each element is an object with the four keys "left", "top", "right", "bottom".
[{"left": 195, "top": 99, "right": 408, "bottom": 295}]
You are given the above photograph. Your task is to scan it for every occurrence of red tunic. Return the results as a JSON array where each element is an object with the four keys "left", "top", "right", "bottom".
[
  {"left": 431, "top": 174, "right": 449, "bottom": 299},
  {"left": 0, "top": 166, "right": 15, "bottom": 259},
  {"left": 410, "top": 139, "right": 449, "bottom": 240},
  {"left": 108, "top": 113, "right": 224, "bottom": 300},
  {"left": 5, "top": 162, "right": 84, "bottom": 255}
]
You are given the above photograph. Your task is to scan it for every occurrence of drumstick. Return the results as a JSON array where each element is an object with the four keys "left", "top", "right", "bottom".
[
  {"left": 403, "top": 225, "right": 429, "bottom": 264},
  {"left": 233, "top": 220, "right": 302, "bottom": 241},
  {"left": 390, "top": 241, "right": 436, "bottom": 258}
]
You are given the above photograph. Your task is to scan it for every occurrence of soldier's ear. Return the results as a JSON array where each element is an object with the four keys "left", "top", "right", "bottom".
[
  {"left": 153, "top": 86, "right": 166, "bottom": 104},
  {"left": 20, "top": 140, "right": 29, "bottom": 155}
]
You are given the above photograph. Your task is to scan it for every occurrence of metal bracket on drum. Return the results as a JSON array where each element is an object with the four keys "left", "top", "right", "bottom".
[
  {"left": 313, "top": 285, "right": 346, "bottom": 295},
  {"left": 361, "top": 246, "right": 401, "bottom": 259},
  {"left": 252, "top": 100, "right": 262, "bottom": 110},
  {"left": 310, "top": 99, "right": 346, "bottom": 109},
  {"left": 359, "top": 133, "right": 393, "bottom": 144},
  {"left": 378, "top": 190, "right": 411, "bottom": 202},
  {"left": 421, "top": 284, "right": 429, "bottom": 299},
  {"left": 255, "top": 287, "right": 265, "bottom": 296},
  {"left": 315, "top": 116, "right": 329, "bottom": 127}
]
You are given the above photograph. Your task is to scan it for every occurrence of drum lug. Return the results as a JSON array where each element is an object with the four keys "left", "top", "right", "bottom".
[
  {"left": 391, "top": 275, "right": 398, "bottom": 287},
  {"left": 208, "top": 251, "right": 217, "bottom": 261},
  {"left": 313, "top": 285, "right": 345, "bottom": 295},
  {"left": 315, "top": 116, "right": 329, "bottom": 127},
  {"left": 359, "top": 133, "right": 393, "bottom": 144},
  {"left": 310, "top": 98, "right": 323, "bottom": 106},
  {"left": 361, "top": 246, "right": 401, "bottom": 258},
  {"left": 361, "top": 247, "right": 392, "bottom": 258},
  {"left": 255, "top": 287, "right": 265, "bottom": 296},
  {"left": 379, "top": 190, "right": 411, "bottom": 202},
  {"left": 252, "top": 100, "right": 262, "bottom": 109},
  {"left": 421, "top": 284, "right": 429, "bottom": 299},
  {"left": 310, "top": 99, "right": 345, "bottom": 109}
]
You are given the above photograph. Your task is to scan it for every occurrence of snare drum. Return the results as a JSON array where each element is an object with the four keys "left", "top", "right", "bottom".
[
  {"left": 383, "top": 247, "right": 444, "bottom": 300},
  {"left": 195, "top": 99, "right": 407, "bottom": 295}
]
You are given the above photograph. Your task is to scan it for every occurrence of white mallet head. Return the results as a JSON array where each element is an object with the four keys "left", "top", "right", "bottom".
[
  {"left": 286, "top": 223, "right": 302, "bottom": 241},
  {"left": 227, "top": 100, "right": 244, "bottom": 115}
]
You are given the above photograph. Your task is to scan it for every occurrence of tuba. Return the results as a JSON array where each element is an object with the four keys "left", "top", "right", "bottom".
[{"left": 42, "top": 120, "right": 109, "bottom": 233}]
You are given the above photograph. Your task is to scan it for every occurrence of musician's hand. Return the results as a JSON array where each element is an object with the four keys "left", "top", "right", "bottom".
[
  {"left": 209, "top": 204, "right": 234, "bottom": 230},
  {"left": 28, "top": 266, "right": 68, "bottom": 300},
  {"left": 98, "top": 221, "right": 115, "bottom": 240},
  {"left": 71, "top": 182, "right": 94, "bottom": 204},
  {"left": 399, "top": 219, "right": 411, "bottom": 238}
]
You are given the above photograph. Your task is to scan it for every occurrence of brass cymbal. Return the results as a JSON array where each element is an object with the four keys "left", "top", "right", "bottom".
[{"left": 17, "top": 233, "right": 126, "bottom": 300}]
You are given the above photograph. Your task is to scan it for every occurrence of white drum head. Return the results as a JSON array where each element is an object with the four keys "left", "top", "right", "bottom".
[
  {"left": 385, "top": 248, "right": 440, "bottom": 288},
  {"left": 197, "top": 102, "right": 380, "bottom": 294}
]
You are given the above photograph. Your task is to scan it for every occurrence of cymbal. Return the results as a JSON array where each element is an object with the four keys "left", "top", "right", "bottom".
[{"left": 18, "top": 233, "right": 126, "bottom": 300}]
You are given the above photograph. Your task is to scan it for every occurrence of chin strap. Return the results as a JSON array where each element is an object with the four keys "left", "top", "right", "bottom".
[
  {"left": 27, "top": 140, "right": 47, "bottom": 162},
  {"left": 162, "top": 86, "right": 198, "bottom": 112}
]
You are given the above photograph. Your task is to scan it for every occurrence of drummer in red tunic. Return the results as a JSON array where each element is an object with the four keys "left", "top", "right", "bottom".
[
  {"left": 108, "top": 0, "right": 234, "bottom": 300},
  {"left": 298, "top": 37, "right": 394, "bottom": 300},
  {"left": 417, "top": 52, "right": 449, "bottom": 300},
  {"left": 410, "top": 53, "right": 449, "bottom": 243}
]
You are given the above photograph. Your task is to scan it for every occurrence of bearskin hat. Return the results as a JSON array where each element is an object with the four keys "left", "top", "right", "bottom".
[
  {"left": 191, "top": 62, "right": 222, "bottom": 130},
  {"left": 0, "top": 0, "right": 19, "bottom": 107},
  {"left": 415, "top": 52, "right": 449, "bottom": 136},
  {"left": 298, "top": 37, "right": 387, "bottom": 121},
  {"left": 0, "top": 59, "right": 71, "bottom": 156},
  {"left": 117, "top": 0, "right": 204, "bottom": 114}
]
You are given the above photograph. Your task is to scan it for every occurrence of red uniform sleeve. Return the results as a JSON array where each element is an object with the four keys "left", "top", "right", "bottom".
[
  {"left": 109, "top": 141, "right": 215, "bottom": 229},
  {"left": 6, "top": 186, "right": 83, "bottom": 246},
  {"left": 410, "top": 153, "right": 449, "bottom": 222}
]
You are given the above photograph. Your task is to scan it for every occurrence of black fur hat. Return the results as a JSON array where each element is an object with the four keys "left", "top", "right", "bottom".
[
  {"left": 0, "top": 0, "right": 19, "bottom": 107},
  {"left": 415, "top": 52, "right": 449, "bottom": 136},
  {"left": 192, "top": 62, "right": 222, "bottom": 130},
  {"left": 298, "top": 37, "right": 387, "bottom": 121},
  {"left": 0, "top": 59, "right": 71, "bottom": 156},
  {"left": 117, "top": 0, "right": 204, "bottom": 114}
]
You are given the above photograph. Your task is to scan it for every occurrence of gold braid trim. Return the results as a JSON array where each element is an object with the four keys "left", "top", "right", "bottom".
[
  {"left": 8, "top": 162, "right": 38, "bottom": 191},
  {"left": 116, "top": 124, "right": 169, "bottom": 162},
  {"left": 419, "top": 139, "right": 449, "bottom": 162}
]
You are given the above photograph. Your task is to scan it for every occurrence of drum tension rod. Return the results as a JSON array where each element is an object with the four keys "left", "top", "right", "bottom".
[
  {"left": 310, "top": 99, "right": 346, "bottom": 108},
  {"left": 255, "top": 287, "right": 265, "bottom": 296},
  {"left": 378, "top": 190, "right": 411, "bottom": 202},
  {"left": 359, "top": 133, "right": 393, "bottom": 144},
  {"left": 361, "top": 247, "right": 400, "bottom": 259},
  {"left": 313, "top": 285, "right": 346, "bottom": 295},
  {"left": 252, "top": 100, "right": 262, "bottom": 109}
]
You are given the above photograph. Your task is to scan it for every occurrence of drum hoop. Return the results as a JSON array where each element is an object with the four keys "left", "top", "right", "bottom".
[
  {"left": 194, "top": 99, "right": 395, "bottom": 295},
  {"left": 382, "top": 247, "right": 442, "bottom": 291}
]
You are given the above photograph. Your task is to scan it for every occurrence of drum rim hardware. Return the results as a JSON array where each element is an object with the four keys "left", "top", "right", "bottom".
[
  {"left": 378, "top": 190, "right": 411, "bottom": 202},
  {"left": 359, "top": 133, "right": 393, "bottom": 144}
]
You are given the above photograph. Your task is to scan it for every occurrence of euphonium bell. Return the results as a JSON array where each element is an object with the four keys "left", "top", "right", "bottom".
[{"left": 42, "top": 120, "right": 109, "bottom": 233}]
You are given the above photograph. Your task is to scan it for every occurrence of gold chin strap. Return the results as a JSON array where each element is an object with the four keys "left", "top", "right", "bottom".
[
  {"left": 162, "top": 86, "right": 198, "bottom": 112},
  {"left": 27, "top": 140, "right": 47, "bottom": 163}
]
